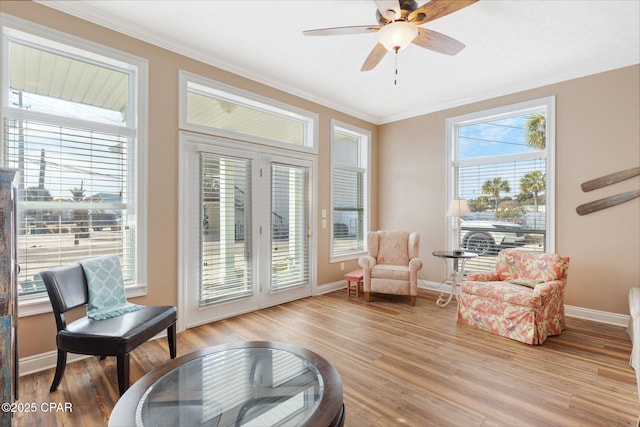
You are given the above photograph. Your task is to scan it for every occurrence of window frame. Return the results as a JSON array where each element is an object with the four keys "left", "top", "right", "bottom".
[
  {"left": 0, "top": 13, "right": 148, "bottom": 317},
  {"left": 179, "top": 70, "right": 318, "bottom": 154},
  {"left": 330, "top": 119, "right": 370, "bottom": 263},
  {"left": 445, "top": 96, "right": 556, "bottom": 257}
]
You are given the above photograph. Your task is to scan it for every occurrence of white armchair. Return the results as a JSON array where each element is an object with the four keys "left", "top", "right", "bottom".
[{"left": 358, "top": 230, "right": 423, "bottom": 306}]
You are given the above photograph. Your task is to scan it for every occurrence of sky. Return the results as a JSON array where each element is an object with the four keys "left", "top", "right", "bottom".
[
  {"left": 455, "top": 112, "right": 547, "bottom": 202},
  {"left": 458, "top": 114, "right": 534, "bottom": 160}
]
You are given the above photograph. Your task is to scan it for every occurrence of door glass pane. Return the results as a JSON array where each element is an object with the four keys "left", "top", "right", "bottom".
[
  {"left": 271, "top": 163, "right": 308, "bottom": 291},
  {"left": 200, "top": 153, "right": 252, "bottom": 305}
]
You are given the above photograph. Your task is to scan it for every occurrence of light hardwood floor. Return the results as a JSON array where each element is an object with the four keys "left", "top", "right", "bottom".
[{"left": 14, "top": 289, "right": 640, "bottom": 426}]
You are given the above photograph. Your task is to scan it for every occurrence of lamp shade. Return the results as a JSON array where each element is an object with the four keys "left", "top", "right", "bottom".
[
  {"left": 377, "top": 21, "right": 418, "bottom": 52},
  {"left": 447, "top": 199, "right": 471, "bottom": 217}
]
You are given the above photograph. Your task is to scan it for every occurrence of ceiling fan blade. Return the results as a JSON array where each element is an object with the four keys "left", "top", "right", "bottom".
[
  {"left": 361, "top": 43, "right": 388, "bottom": 71},
  {"left": 409, "top": 0, "right": 478, "bottom": 26},
  {"left": 374, "top": 0, "right": 401, "bottom": 21},
  {"left": 303, "top": 25, "right": 379, "bottom": 36},
  {"left": 412, "top": 28, "right": 465, "bottom": 55}
]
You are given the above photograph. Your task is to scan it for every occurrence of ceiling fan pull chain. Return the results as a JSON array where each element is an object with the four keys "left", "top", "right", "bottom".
[{"left": 394, "top": 47, "right": 399, "bottom": 86}]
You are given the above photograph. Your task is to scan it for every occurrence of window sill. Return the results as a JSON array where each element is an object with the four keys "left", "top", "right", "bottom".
[
  {"left": 18, "top": 284, "right": 148, "bottom": 318},
  {"left": 330, "top": 251, "right": 366, "bottom": 264}
]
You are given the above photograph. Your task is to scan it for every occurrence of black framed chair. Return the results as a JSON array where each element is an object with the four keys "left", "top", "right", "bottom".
[{"left": 40, "top": 263, "right": 177, "bottom": 396}]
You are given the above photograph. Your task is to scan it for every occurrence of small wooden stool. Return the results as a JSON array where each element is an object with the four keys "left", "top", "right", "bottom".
[{"left": 345, "top": 269, "right": 364, "bottom": 297}]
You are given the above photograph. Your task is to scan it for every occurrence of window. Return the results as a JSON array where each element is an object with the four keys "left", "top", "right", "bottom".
[
  {"left": 1, "top": 16, "right": 147, "bottom": 309},
  {"left": 446, "top": 97, "right": 555, "bottom": 272},
  {"left": 180, "top": 71, "right": 317, "bottom": 153},
  {"left": 331, "top": 121, "right": 370, "bottom": 261}
]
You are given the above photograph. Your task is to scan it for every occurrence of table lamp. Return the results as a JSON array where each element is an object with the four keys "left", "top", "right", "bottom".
[{"left": 447, "top": 199, "right": 471, "bottom": 255}]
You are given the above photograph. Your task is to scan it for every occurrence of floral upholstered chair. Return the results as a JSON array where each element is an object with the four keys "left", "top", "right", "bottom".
[
  {"left": 457, "top": 249, "right": 570, "bottom": 345},
  {"left": 358, "top": 230, "right": 423, "bottom": 306}
]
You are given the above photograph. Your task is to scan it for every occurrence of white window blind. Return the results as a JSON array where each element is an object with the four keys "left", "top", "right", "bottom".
[
  {"left": 4, "top": 119, "right": 134, "bottom": 297},
  {"left": 332, "top": 169, "right": 364, "bottom": 255},
  {"left": 331, "top": 124, "right": 368, "bottom": 259},
  {"left": 456, "top": 157, "right": 547, "bottom": 271},
  {"left": 2, "top": 23, "right": 143, "bottom": 301},
  {"left": 271, "top": 163, "right": 309, "bottom": 291},
  {"left": 199, "top": 153, "right": 253, "bottom": 305}
]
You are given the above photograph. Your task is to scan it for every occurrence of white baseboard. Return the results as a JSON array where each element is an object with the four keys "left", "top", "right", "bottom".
[
  {"left": 19, "top": 351, "right": 91, "bottom": 377},
  {"left": 419, "top": 279, "right": 452, "bottom": 294},
  {"left": 20, "top": 330, "right": 168, "bottom": 377},
  {"left": 564, "top": 305, "right": 630, "bottom": 327},
  {"left": 316, "top": 279, "right": 346, "bottom": 295},
  {"left": 20, "top": 282, "right": 630, "bottom": 376}
]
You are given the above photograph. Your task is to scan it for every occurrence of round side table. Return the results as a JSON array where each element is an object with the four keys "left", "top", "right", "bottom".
[{"left": 432, "top": 250, "right": 478, "bottom": 307}]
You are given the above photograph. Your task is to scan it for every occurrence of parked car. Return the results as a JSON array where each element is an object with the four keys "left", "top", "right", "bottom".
[
  {"left": 460, "top": 217, "right": 525, "bottom": 256},
  {"left": 89, "top": 212, "right": 120, "bottom": 231}
]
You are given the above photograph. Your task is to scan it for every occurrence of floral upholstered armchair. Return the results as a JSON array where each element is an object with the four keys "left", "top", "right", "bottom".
[
  {"left": 457, "top": 249, "right": 570, "bottom": 345},
  {"left": 358, "top": 230, "right": 423, "bottom": 306}
]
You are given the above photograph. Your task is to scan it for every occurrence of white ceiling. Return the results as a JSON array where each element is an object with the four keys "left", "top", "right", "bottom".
[{"left": 41, "top": 0, "right": 640, "bottom": 124}]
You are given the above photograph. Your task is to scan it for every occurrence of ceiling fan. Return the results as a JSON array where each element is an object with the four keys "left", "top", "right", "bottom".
[{"left": 303, "top": 0, "right": 478, "bottom": 71}]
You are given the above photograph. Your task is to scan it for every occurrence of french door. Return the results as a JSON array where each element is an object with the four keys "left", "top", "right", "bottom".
[{"left": 179, "top": 133, "right": 315, "bottom": 329}]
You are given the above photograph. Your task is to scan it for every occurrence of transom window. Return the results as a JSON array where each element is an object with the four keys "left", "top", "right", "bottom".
[{"left": 180, "top": 71, "right": 317, "bottom": 152}]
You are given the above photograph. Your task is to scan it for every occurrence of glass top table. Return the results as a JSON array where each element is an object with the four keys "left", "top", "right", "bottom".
[{"left": 109, "top": 341, "right": 344, "bottom": 427}]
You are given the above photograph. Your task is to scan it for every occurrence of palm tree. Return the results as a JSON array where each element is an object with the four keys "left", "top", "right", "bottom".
[
  {"left": 524, "top": 113, "right": 546, "bottom": 150},
  {"left": 69, "top": 180, "right": 89, "bottom": 240},
  {"left": 520, "top": 171, "right": 546, "bottom": 213},
  {"left": 70, "top": 180, "right": 86, "bottom": 201},
  {"left": 482, "top": 177, "right": 510, "bottom": 212}
]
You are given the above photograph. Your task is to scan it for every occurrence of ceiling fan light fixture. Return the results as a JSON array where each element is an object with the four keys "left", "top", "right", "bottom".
[{"left": 377, "top": 21, "right": 418, "bottom": 52}]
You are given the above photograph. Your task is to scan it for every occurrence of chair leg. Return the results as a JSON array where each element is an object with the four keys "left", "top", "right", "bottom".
[
  {"left": 364, "top": 292, "right": 370, "bottom": 302},
  {"left": 167, "top": 323, "right": 177, "bottom": 359},
  {"left": 410, "top": 296, "right": 416, "bottom": 306},
  {"left": 117, "top": 354, "right": 130, "bottom": 396},
  {"left": 50, "top": 349, "right": 67, "bottom": 392}
]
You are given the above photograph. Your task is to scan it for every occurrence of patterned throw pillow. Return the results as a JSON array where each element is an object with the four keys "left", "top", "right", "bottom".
[
  {"left": 80, "top": 255, "right": 143, "bottom": 320},
  {"left": 507, "top": 278, "right": 545, "bottom": 288}
]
